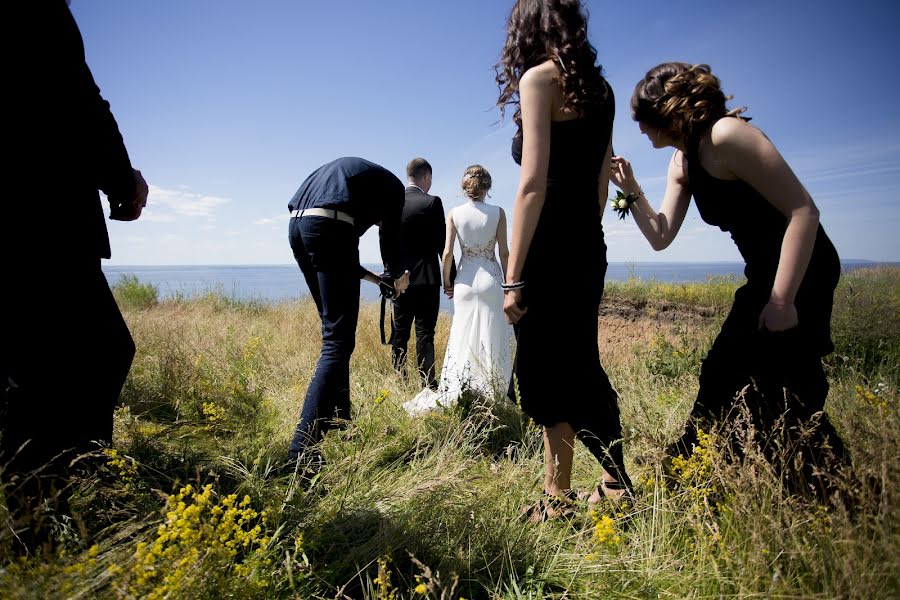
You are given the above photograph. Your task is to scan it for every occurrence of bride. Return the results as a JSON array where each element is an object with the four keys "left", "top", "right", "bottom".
[{"left": 404, "top": 165, "right": 514, "bottom": 414}]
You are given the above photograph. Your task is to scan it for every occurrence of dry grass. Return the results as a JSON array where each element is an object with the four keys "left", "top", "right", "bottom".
[{"left": 1, "top": 268, "right": 897, "bottom": 599}]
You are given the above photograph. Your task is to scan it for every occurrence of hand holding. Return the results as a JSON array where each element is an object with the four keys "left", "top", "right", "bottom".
[
  {"left": 443, "top": 282, "right": 454, "bottom": 299},
  {"left": 610, "top": 156, "right": 638, "bottom": 194},
  {"left": 394, "top": 271, "right": 410, "bottom": 295},
  {"left": 758, "top": 301, "right": 798, "bottom": 332},
  {"left": 378, "top": 279, "right": 397, "bottom": 300},
  {"left": 503, "top": 288, "right": 527, "bottom": 325}
]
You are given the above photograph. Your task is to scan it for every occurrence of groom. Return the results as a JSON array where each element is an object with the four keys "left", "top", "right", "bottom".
[{"left": 388, "top": 158, "right": 445, "bottom": 390}]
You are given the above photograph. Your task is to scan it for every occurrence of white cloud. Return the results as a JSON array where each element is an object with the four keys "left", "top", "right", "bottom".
[
  {"left": 253, "top": 213, "right": 290, "bottom": 226},
  {"left": 147, "top": 185, "right": 230, "bottom": 220},
  {"left": 140, "top": 212, "right": 177, "bottom": 223}
]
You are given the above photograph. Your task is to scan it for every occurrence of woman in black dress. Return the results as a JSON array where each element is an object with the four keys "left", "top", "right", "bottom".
[
  {"left": 611, "top": 62, "right": 849, "bottom": 496},
  {"left": 497, "top": 0, "right": 631, "bottom": 520}
]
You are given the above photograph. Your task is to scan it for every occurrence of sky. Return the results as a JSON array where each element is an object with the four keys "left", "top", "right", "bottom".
[{"left": 69, "top": 0, "right": 900, "bottom": 265}]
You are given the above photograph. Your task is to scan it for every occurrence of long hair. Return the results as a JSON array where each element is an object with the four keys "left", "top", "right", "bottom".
[
  {"left": 631, "top": 62, "right": 745, "bottom": 146},
  {"left": 495, "top": 0, "right": 608, "bottom": 124}
]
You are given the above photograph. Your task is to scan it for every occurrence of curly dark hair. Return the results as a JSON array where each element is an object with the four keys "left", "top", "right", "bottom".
[
  {"left": 494, "top": 0, "right": 608, "bottom": 124},
  {"left": 631, "top": 62, "right": 746, "bottom": 146}
]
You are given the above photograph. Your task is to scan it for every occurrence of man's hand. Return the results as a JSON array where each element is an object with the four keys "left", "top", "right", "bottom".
[
  {"left": 110, "top": 168, "right": 148, "bottom": 221},
  {"left": 394, "top": 271, "right": 410, "bottom": 295}
]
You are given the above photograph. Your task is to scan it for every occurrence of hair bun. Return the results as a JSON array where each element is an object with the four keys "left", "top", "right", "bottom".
[{"left": 461, "top": 165, "right": 492, "bottom": 200}]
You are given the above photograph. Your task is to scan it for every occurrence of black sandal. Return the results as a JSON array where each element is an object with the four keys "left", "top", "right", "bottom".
[{"left": 519, "top": 490, "right": 579, "bottom": 523}]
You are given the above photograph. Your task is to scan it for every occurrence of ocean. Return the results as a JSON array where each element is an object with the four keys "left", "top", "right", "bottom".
[{"left": 101, "top": 262, "right": 887, "bottom": 312}]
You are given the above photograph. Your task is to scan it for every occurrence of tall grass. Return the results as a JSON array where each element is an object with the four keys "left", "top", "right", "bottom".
[{"left": 1, "top": 268, "right": 897, "bottom": 599}]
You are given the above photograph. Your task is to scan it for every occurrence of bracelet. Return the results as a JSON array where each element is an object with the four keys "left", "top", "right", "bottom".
[{"left": 501, "top": 281, "right": 525, "bottom": 291}]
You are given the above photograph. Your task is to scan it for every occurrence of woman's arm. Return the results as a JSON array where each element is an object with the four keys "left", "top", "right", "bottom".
[
  {"left": 611, "top": 151, "right": 692, "bottom": 250},
  {"left": 712, "top": 118, "right": 820, "bottom": 331},
  {"left": 441, "top": 209, "right": 458, "bottom": 298},
  {"left": 496, "top": 207, "right": 510, "bottom": 278},
  {"left": 503, "top": 64, "right": 554, "bottom": 324}
]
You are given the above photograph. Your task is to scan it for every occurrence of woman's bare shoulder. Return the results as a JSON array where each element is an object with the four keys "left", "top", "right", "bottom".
[{"left": 520, "top": 60, "right": 558, "bottom": 89}]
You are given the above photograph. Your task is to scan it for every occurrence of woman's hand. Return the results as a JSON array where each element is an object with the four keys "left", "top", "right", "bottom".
[
  {"left": 758, "top": 301, "right": 798, "bottom": 332},
  {"left": 610, "top": 156, "right": 639, "bottom": 194},
  {"left": 443, "top": 282, "right": 454, "bottom": 299},
  {"left": 503, "top": 288, "right": 527, "bottom": 324}
]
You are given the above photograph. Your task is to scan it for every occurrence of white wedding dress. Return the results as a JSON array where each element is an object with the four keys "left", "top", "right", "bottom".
[{"left": 404, "top": 201, "right": 514, "bottom": 415}]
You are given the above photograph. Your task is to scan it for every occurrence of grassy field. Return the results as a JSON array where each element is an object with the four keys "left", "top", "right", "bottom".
[{"left": 1, "top": 267, "right": 898, "bottom": 599}]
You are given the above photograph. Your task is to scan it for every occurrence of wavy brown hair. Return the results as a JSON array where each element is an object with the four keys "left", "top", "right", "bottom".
[
  {"left": 631, "top": 62, "right": 746, "bottom": 146},
  {"left": 495, "top": 0, "right": 608, "bottom": 124},
  {"left": 461, "top": 165, "right": 492, "bottom": 201}
]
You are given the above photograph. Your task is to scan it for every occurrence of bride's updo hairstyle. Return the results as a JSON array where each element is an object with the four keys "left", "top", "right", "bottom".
[
  {"left": 461, "top": 165, "right": 492, "bottom": 201},
  {"left": 631, "top": 62, "right": 745, "bottom": 146}
]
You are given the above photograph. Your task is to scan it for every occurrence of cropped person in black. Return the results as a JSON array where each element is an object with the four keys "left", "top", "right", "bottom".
[
  {"left": 611, "top": 62, "right": 850, "bottom": 497},
  {"left": 2, "top": 1, "right": 149, "bottom": 554}
]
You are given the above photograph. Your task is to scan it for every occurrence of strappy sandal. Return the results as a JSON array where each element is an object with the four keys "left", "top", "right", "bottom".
[
  {"left": 578, "top": 479, "right": 631, "bottom": 504},
  {"left": 519, "top": 490, "right": 579, "bottom": 523}
]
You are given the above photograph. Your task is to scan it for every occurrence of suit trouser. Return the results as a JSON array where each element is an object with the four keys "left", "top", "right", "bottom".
[
  {"left": 1, "top": 261, "right": 135, "bottom": 549},
  {"left": 391, "top": 285, "right": 440, "bottom": 390},
  {"left": 669, "top": 285, "right": 850, "bottom": 497},
  {"left": 288, "top": 216, "right": 359, "bottom": 461}
]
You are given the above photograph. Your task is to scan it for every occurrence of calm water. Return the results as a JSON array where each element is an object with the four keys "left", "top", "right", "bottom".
[{"left": 102, "top": 262, "right": 885, "bottom": 312}]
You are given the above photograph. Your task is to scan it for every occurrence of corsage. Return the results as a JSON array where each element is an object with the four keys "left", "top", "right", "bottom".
[{"left": 609, "top": 190, "right": 641, "bottom": 220}]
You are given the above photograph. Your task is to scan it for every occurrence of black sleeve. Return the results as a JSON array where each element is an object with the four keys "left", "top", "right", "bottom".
[
  {"left": 12, "top": 3, "right": 136, "bottom": 206},
  {"left": 432, "top": 196, "right": 446, "bottom": 256},
  {"left": 61, "top": 4, "right": 135, "bottom": 203},
  {"left": 378, "top": 177, "right": 405, "bottom": 280}
]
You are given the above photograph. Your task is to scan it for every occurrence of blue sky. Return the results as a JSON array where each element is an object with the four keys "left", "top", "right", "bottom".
[{"left": 71, "top": 0, "right": 900, "bottom": 265}]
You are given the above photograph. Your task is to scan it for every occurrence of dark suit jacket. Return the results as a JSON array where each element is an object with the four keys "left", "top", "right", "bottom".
[
  {"left": 392, "top": 186, "right": 445, "bottom": 287},
  {"left": 6, "top": 1, "right": 136, "bottom": 264}
]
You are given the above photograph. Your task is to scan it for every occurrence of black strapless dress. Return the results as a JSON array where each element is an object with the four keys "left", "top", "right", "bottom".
[{"left": 508, "top": 84, "right": 630, "bottom": 485}]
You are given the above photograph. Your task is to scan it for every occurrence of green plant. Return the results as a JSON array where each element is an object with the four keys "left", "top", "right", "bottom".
[{"left": 111, "top": 274, "right": 158, "bottom": 309}]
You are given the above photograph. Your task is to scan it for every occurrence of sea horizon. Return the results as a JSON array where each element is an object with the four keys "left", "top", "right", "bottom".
[{"left": 102, "top": 260, "right": 897, "bottom": 311}]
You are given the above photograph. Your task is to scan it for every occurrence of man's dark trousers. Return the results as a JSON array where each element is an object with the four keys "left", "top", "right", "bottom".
[
  {"left": 391, "top": 285, "right": 440, "bottom": 389},
  {"left": 1, "top": 260, "right": 135, "bottom": 549},
  {"left": 287, "top": 216, "right": 359, "bottom": 461}
]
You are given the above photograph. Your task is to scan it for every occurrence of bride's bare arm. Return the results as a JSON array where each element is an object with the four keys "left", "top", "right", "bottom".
[
  {"left": 496, "top": 208, "right": 510, "bottom": 278},
  {"left": 442, "top": 209, "right": 458, "bottom": 297}
]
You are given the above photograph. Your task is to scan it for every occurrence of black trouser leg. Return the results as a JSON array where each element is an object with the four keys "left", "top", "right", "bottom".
[
  {"left": 413, "top": 286, "right": 440, "bottom": 390},
  {"left": 1, "top": 262, "right": 134, "bottom": 554},
  {"left": 391, "top": 292, "right": 414, "bottom": 374},
  {"left": 287, "top": 217, "right": 359, "bottom": 462}
]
